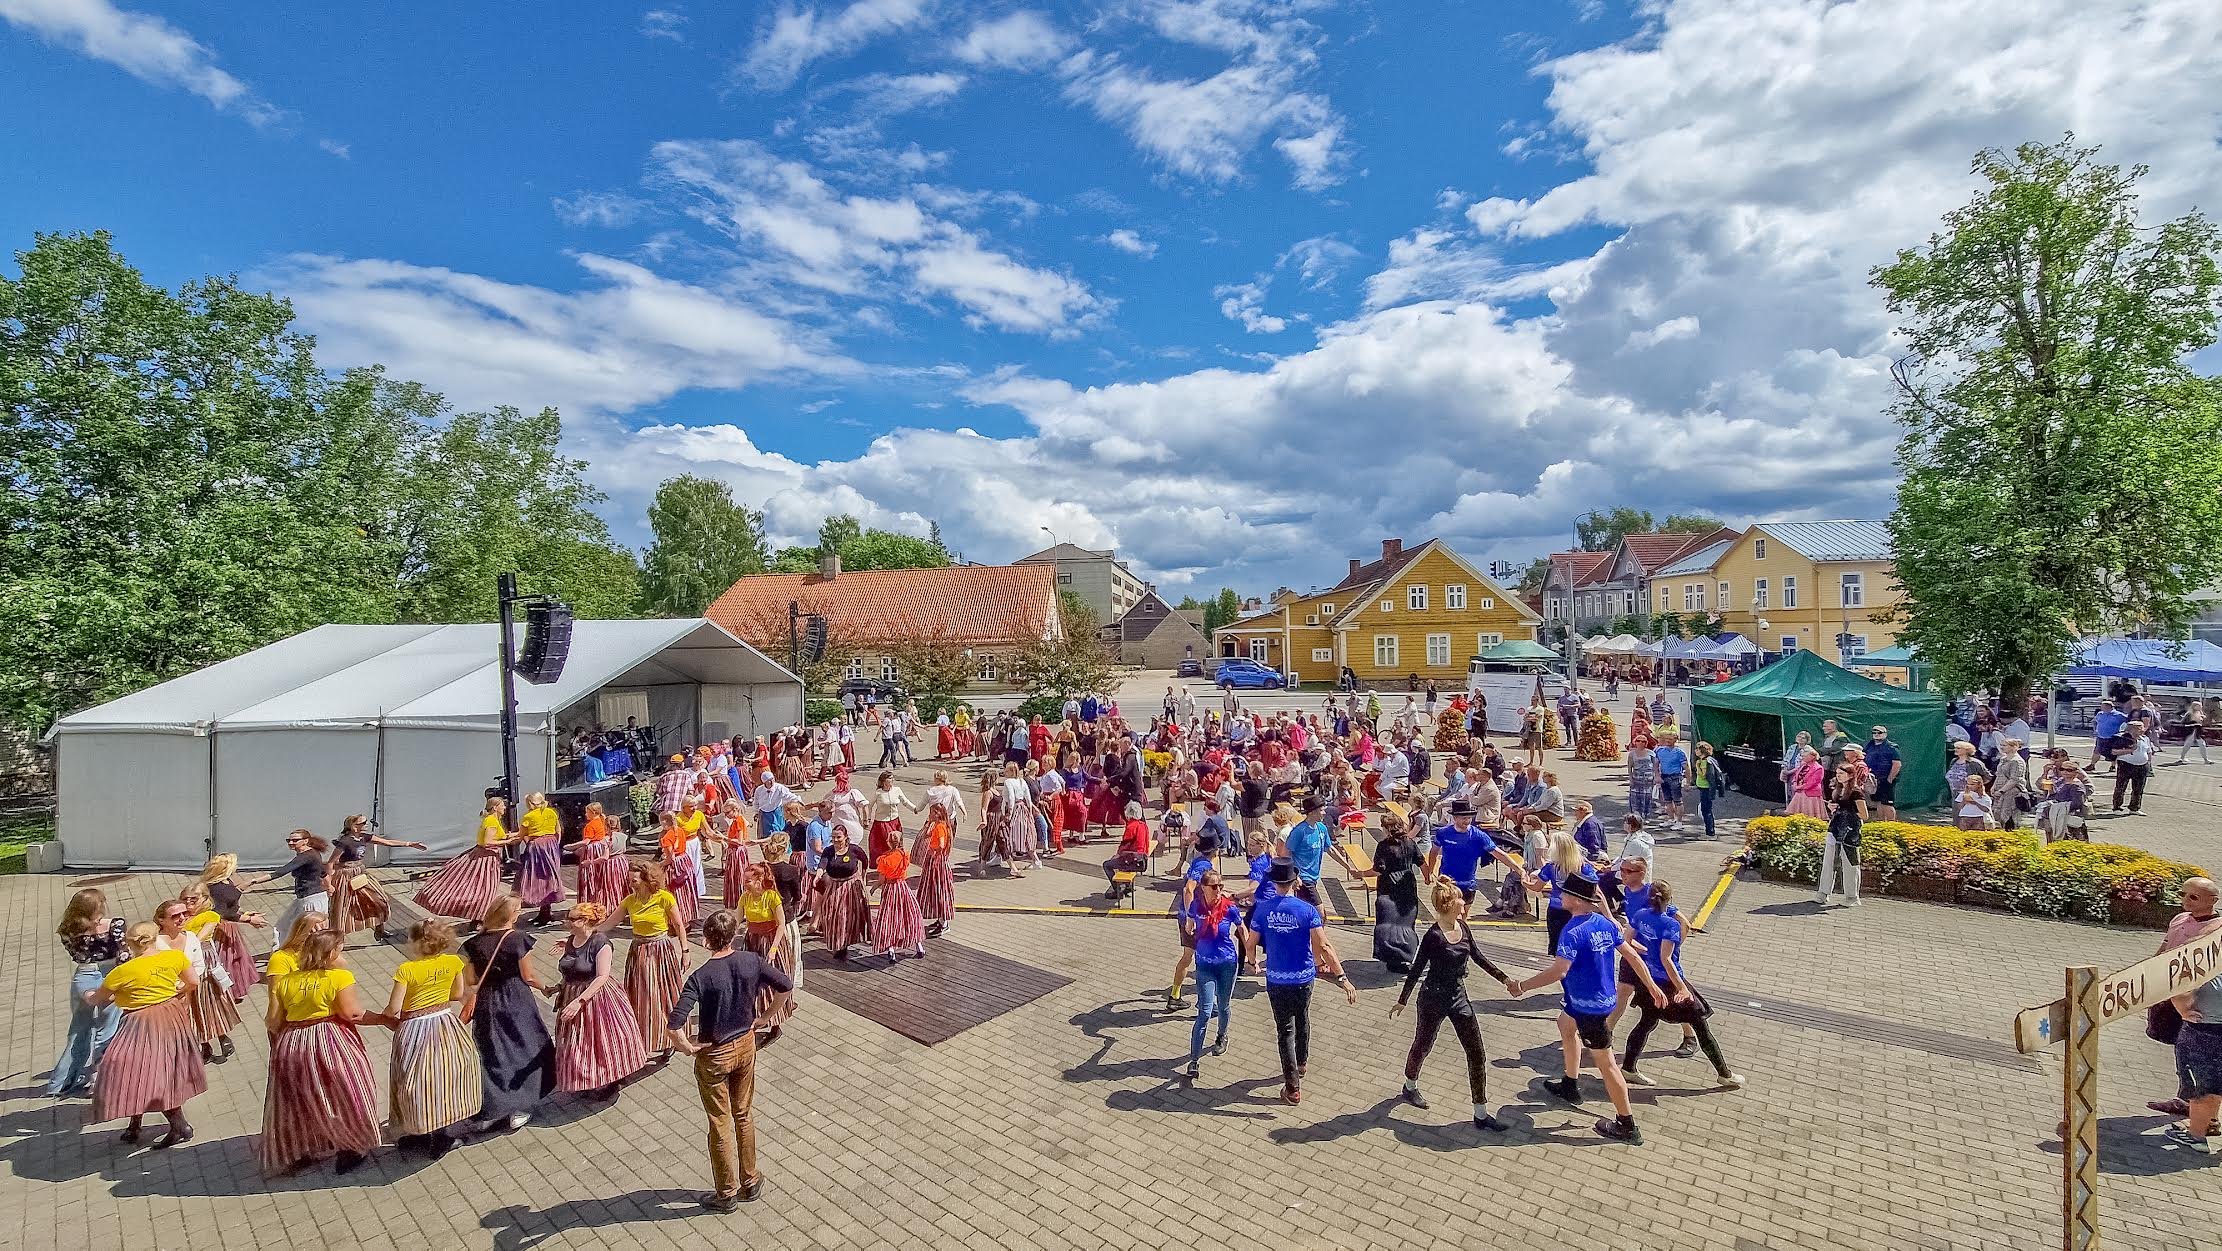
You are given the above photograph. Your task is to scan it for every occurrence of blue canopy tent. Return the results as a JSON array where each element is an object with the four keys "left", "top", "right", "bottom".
[{"left": 2065, "top": 638, "right": 2222, "bottom": 685}]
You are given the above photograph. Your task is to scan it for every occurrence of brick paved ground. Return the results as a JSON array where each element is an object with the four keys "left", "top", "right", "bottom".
[{"left": 2, "top": 709, "right": 2217, "bottom": 1250}]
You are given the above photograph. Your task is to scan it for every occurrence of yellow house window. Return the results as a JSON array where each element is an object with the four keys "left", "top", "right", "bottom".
[
  {"left": 1426, "top": 634, "right": 1450, "bottom": 666},
  {"left": 1379, "top": 599, "right": 1393, "bottom": 613},
  {"left": 1311, "top": 647, "right": 1333, "bottom": 663},
  {"left": 1446, "top": 584, "right": 1467, "bottom": 610},
  {"left": 1407, "top": 584, "right": 1429, "bottom": 611},
  {"left": 1373, "top": 635, "right": 1398, "bottom": 667},
  {"left": 1320, "top": 603, "right": 1335, "bottom": 615},
  {"left": 1478, "top": 597, "right": 1495, "bottom": 610},
  {"left": 1477, "top": 632, "right": 1503, "bottom": 650}
]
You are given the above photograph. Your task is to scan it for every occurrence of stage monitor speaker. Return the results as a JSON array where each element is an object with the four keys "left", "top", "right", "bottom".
[
  {"left": 802, "top": 614, "right": 828, "bottom": 664},
  {"left": 516, "top": 601, "right": 573, "bottom": 685}
]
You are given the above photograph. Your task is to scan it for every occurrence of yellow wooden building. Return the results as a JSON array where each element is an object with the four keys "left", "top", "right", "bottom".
[
  {"left": 1651, "top": 520, "right": 1902, "bottom": 663},
  {"left": 1216, "top": 538, "right": 1539, "bottom": 685}
]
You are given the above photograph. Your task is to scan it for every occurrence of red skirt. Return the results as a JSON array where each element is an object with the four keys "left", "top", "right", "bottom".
[
  {"left": 330, "top": 872, "right": 391, "bottom": 937},
  {"left": 915, "top": 847, "right": 955, "bottom": 921},
  {"left": 414, "top": 846, "right": 503, "bottom": 921},
  {"left": 662, "top": 854, "right": 699, "bottom": 933},
  {"left": 88, "top": 997, "right": 205, "bottom": 1122},
  {"left": 937, "top": 727, "right": 957, "bottom": 756},
  {"left": 557, "top": 980, "right": 647, "bottom": 1092},
  {"left": 818, "top": 876, "right": 870, "bottom": 953},
  {"left": 577, "top": 844, "right": 627, "bottom": 911},
  {"left": 212, "top": 921, "right": 258, "bottom": 1002},
  {"left": 1088, "top": 785, "right": 1121, "bottom": 827},
  {"left": 1787, "top": 792, "right": 1830, "bottom": 819},
  {"left": 188, "top": 972, "right": 241, "bottom": 1043},
  {"left": 874, "top": 879, "right": 926, "bottom": 954},
  {"left": 515, "top": 835, "right": 564, "bottom": 907},
  {"left": 869, "top": 818, "right": 903, "bottom": 861},
  {"left": 1061, "top": 791, "right": 1088, "bottom": 836},
  {"left": 624, "top": 936, "right": 686, "bottom": 1053},
  {"left": 723, "top": 845, "right": 749, "bottom": 910},
  {"left": 259, "top": 1019, "right": 380, "bottom": 1175}
]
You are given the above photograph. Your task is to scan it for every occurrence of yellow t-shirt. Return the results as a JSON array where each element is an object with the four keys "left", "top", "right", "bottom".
[
  {"left": 519, "top": 806, "right": 559, "bottom": 839},
  {"left": 184, "top": 910, "right": 221, "bottom": 938},
  {"left": 627, "top": 890, "right": 678, "bottom": 938},
  {"left": 102, "top": 950, "right": 189, "bottom": 1010},
  {"left": 265, "top": 948, "right": 300, "bottom": 980},
  {"left": 740, "top": 889, "right": 778, "bottom": 925},
  {"left": 274, "top": 968, "right": 357, "bottom": 1022},
  {"left": 392, "top": 953, "right": 464, "bottom": 1013},
  {"left": 477, "top": 814, "right": 505, "bottom": 846},
  {"left": 676, "top": 810, "right": 706, "bottom": 839}
]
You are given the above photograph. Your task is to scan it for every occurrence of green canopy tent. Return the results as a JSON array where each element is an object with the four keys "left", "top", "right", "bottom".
[
  {"left": 1690, "top": 649, "right": 1948, "bottom": 808},
  {"left": 1477, "top": 639, "right": 1562, "bottom": 667},
  {"left": 1849, "top": 644, "right": 1933, "bottom": 692}
]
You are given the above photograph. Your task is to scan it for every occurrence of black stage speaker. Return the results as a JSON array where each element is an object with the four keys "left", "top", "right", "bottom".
[
  {"left": 516, "top": 601, "right": 574, "bottom": 685},
  {"left": 802, "top": 613, "right": 828, "bottom": 664}
]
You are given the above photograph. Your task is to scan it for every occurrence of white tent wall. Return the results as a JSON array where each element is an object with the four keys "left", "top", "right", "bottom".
[
  {"left": 211, "top": 727, "right": 379, "bottom": 861},
  {"left": 379, "top": 725, "right": 551, "bottom": 859},
  {"left": 60, "top": 729, "right": 213, "bottom": 869},
  {"left": 647, "top": 684, "right": 700, "bottom": 755}
]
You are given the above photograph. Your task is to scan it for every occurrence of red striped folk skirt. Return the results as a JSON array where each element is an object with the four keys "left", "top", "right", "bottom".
[
  {"left": 515, "top": 835, "right": 564, "bottom": 907},
  {"left": 414, "top": 846, "right": 503, "bottom": 921},
  {"left": 330, "top": 872, "right": 390, "bottom": 937},
  {"left": 212, "top": 921, "right": 258, "bottom": 1002},
  {"left": 662, "top": 853, "right": 699, "bottom": 934},
  {"left": 188, "top": 971, "right": 241, "bottom": 1043},
  {"left": 260, "top": 1019, "right": 381, "bottom": 1175},
  {"left": 873, "top": 878, "right": 926, "bottom": 955},
  {"left": 817, "top": 875, "right": 870, "bottom": 953},
  {"left": 556, "top": 980, "right": 647, "bottom": 1091},
  {"left": 623, "top": 936, "right": 685, "bottom": 1054},
  {"left": 388, "top": 1007, "right": 482, "bottom": 1136},
  {"left": 722, "top": 845, "right": 749, "bottom": 911},
  {"left": 915, "top": 847, "right": 955, "bottom": 921},
  {"left": 577, "top": 844, "right": 627, "bottom": 911},
  {"left": 869, "top": 818, "right": 903, "bottom": 861},
  {"left": 88, "top": 997, "right": 205, "bottom": 1122}
]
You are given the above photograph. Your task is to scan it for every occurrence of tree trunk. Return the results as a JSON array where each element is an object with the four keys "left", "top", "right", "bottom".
[{"left": 1999, "top": 673, "right": 2035, "bottom": 723}]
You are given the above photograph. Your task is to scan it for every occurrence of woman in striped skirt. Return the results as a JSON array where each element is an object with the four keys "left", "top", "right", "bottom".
[
  {"left": 737, "top": 864, "right": 796, "bottom": 1033},
  {"left": 569, "top": 802, "right": 628, "bottom": 912},
  {"left": 158, "top": 888, "right": 240, "bottom": 1064},
  {"left": 872, "top": 844, "right": 927, "bottom": 960},
  {"left": 197, "top": 856, "right": 265, "bottom": 1001},
  {"left": 260, "top": 930, "right": 381, "bottom": 1176},
  {"left": 514, "top": 792, "right": 566, "bottom": 926},
  {"left": 86, "top": 921, "right": 205, "bottom": 1147},
  {"left": 656, "top": 812, "right": 701, "bottom": 935},
  {"left": 379, "top": 919, "right": 481, "bottom": 1158},
  {"left": 620, "top": 863, "right": 688, "bottom": 1063},
  {"left": 264, "top": 910, "right": 326, "bottom": 984},
  {"left": 719, "top": 800, "right": 756, "bottom": 911},
  {"left": 548, "top": 903, "right": 645, "bottom": 1099},
  {"left": 327, "top": 814, "right": 425, "bottom": 942},
  {"left": 817, "top": 822, "right": 872, "bottom": 961},
  {"left": 415, "top": 797, "right": 512, "bottom": 922},
  {"left": 912, "top": 805, "right": 956, "bottom": 937}
]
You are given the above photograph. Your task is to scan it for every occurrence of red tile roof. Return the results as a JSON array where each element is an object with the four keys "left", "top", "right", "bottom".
[
  {"left": 705, "top": 564, "right": 1059, "bottom": 646},
  {"left": 1622, "top": 527, "right": 1742, "bottom": 574},
  {"left": 1549, "top": 550, "right": 1613, "bottom": 587}
]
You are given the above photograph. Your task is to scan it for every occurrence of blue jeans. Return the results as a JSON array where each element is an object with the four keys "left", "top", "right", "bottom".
[
  {"left": 1189, "top": 961, "right": 1238, "bottom": 1063},
  {"left": 48, "top": 965, "right": 120, "bottom": 1095},
  {"left": 1698, "top": 786, "right": 1717, "bottom": 838}
]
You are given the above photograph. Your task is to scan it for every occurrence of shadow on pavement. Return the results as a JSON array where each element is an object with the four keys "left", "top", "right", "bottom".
[{"left": 481, "top": 1190, "right": 716, "bottom": 1251}]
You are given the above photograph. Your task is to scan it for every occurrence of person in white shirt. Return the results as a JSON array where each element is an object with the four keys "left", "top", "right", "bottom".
[
  {"left": 1177, "top": 687, "right": 1198, "bottom": 725},
  {"left": 1063, "top": 697, "right": 1082, "bottom": 722},
  {"left": 2111, "top": 722, "right": 2156, "bottom": 814},
  {"left": 925, "top": 771, "right": 968, "bottom": 824},
  {"left": 836, "top": 720, "right": 856, "bottom": 770},
  {"left": 1378, "top": 739, "right": 1411, "bottom": 797}
]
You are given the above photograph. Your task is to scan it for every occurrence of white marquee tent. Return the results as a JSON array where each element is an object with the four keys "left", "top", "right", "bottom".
[{"left": 54, "top": 619, "right": 801, "bottom": 869}]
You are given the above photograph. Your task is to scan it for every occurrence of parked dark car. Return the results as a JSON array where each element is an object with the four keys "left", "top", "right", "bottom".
[
  {"left": 837, "top": 678, "right": 908, "bottom": 707},
  {"left": 1176, "top": 658, "right": 1204, "bottom": 678}
]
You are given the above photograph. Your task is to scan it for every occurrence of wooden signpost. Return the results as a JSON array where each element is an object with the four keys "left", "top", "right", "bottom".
[{"left": 2012, "top": 923, "right": 2222, "bottom": 1250}]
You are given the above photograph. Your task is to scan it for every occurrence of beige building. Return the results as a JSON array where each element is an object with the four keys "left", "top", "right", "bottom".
[
  {"left": 1653, "top": 520, "right": 1903, "bottom": 662},
  {"left": 1017, "top": 543, "right": 1147, "bottom": 624}
]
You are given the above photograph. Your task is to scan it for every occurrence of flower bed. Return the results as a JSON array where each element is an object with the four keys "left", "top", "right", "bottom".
[{"left": 1743, "top": 816, "right": 2205, "bottom": 927}]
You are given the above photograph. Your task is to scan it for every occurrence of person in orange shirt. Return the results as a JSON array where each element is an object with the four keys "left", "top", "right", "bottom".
[
  {"left": 657, "top": 813, "right": 700, "bottom": 935},
  {"left": 872, "top": 845, "right": 926, "bottom": 960},
  {"left": 567, "top": 801, "right": 627, "bottom": 911},
  {"left": 912, "top": 805, "right": 956, "bottom": 938}
]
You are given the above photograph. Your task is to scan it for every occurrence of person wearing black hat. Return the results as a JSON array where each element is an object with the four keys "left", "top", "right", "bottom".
[
  {"left": 1249, "top": 857, "right": 1356, "bottom": 1104},
  {"left": 1425, "top": 797, "right": 1525, "bottom": 909},
  {"left": 1281, "top": 794, "right": 1353, "bottom": 908},
  {"left": 1504, "top": 870, "right": 1666, "bottom": 1143}
]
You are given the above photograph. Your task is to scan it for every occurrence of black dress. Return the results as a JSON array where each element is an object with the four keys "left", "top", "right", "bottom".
[
  {"left": 1372, "top": 835, "right": 1422, "bottom": 973},
  {"left": 464, "top": 930, "right": 556, "bottom": 1122}
]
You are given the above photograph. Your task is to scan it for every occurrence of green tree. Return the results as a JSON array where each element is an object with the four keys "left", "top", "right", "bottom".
[
  {"left": 770, "top": 513, "right": 953, "bottom": 574},
  {"left": 1007, "top": 594, "right": 1114, "bottom": 699},
  {"left": 1873, "top": 137, "right": 2222, "bottom": 709},
  {"left": 640, "top": 474, "right": 768, "bottom": 615},
  {"left": 1660, "top": 513, "right": 1724, "bottom": 533},
  {"left": 0, "top": 232, "right": 393, "bottom": 733},
  {"left": 1210, "top": 588, "right": 1242, "bottom": 637},
  {"left": 1609, "top": 614, "right": 1644, "bottom": 638},
  {"left": 769, "top": 546, "right": 819, "bottom": 574},
  {"left": 1574, "top": 507, "right": 1656, "bottom": 551},
  {"left": 1653, "top": 612, "right": 1685, "bottom": 640},
  {"left": 1515, "top": 556, "right": 1551, "bottom": 596}
]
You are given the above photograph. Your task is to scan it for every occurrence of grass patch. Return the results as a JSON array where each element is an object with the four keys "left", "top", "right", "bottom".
[{"left": 0, "top": 808, "right": 56, "bottom": 876}]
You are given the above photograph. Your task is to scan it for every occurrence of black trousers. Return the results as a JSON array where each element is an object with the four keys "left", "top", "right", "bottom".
[
  {"left": 1623, "top": 996, "right": 1729, "bottom": 1077},
  {"left": 1404, "top": 997, "right": 1487, "bottom": 1101},
  {"left": 1267, "top": 983, "right": 1312, "bottom": 1087},
  {"left": 2113, "top": 762, "right": 2150, "bottom": 812}
]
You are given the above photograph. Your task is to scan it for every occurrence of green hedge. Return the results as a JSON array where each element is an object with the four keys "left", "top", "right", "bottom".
[{"left": 804, "top": 698, "right": 844, "bottom": 726}]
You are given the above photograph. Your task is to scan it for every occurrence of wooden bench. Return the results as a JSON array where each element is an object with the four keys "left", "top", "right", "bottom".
[
  {"left": 1340, "top": 839, "right": 1376, "bottom": 911},
  {"left": 1108, "top": 868, "right": 1139, "bottom": 905}
]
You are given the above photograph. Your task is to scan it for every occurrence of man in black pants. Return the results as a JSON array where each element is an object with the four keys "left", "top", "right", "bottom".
[
  {"left": 668, "top": 909, "right": 793, "bottom": 1213},
  {"left": 1248, "top": 859, "right": 1357, "bottom": 1105}
]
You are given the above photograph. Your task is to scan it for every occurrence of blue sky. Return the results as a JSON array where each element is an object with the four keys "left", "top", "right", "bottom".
[{"left": 6, "top": 0, "right": 2221, "bottom": 597}]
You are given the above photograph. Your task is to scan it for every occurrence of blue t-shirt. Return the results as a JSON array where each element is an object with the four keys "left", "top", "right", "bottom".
[
  {"left": 1431, "top": 823, "right": 1496, "bottom": 888},
  {"left": 802, "top": 820, "right": 832, "bottom": 870},
  {"left": 1186, "top": 895, "right": 1244, "bottom": 965},
  {"left": 1652, "top": 744, "right": 1688, "bottom": 777},
  {"left": 1247, "top": 852, "right": 1273, "bottom": 887},
  {"left": 1556, "top": 911, "right": 1622, "bottom": 1016},
  {"left": 1255, "top": 893, "right": 1323, "bottom": 986},
  {"left": 1863, "top": 739, "right": 1900, "bottom": 779},
  {"left": 1622, "top": 881, "right": 1653, "bottom": 919},
  {"left": 1630, "top": 905, "right": 1684, "bottom": 985},
  {"left": 2094, "top": 708, "right": 2127, "bottom": 740},
  {"left": 1286, "top": 820, "right": 1331, "bottom": 882},
  {"left": 1538, "top": 861, "right": 1599, "bottom": 911},
  {"left": 1185, "top": 855, "right": 1212, "bottom": 884}
]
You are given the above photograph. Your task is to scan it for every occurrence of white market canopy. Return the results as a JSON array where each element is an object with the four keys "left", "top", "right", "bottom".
[
  {"left": 54, "top": 619, "right": 801, "bottom": 869},
  {"left": 1588, "top": 634, "right": 1646, "bottom": 654}
]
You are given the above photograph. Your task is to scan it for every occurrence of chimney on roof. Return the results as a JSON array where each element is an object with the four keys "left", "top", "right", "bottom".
[
  {"left": 1348, "top": 558, "right": 1362, "bottom": 578},
  {"left": 1381, "top": 538, "right": 1403, "bottom": 561},
  {"left": 818, "top": 552, "right": 840, "bottom": 580}
]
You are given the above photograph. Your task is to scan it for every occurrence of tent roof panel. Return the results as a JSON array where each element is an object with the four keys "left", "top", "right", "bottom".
[
  {"left": 55, "top": 625, "right": 445, "bottom": 730},
  {"left": 1692, "top": 648, "right": 1944, "bottom": 714},
  {"left": 388, "top": 619, "right": 795, "bottom": 721}
]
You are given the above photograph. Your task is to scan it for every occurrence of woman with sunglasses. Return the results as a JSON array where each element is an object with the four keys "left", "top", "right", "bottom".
[
  {"left": 549, "top": 902, "right": 645, "bottom": 1101},
  {"left": 328, "top": 813, "right": 426, "bottom": 942},
  {"left": 237, "top": 829, "right": 333, "bottom": 939},
  {"left": 415, "top": 798, "right": 512, "bottom": 923},
  {"left": 85, "top": 920, "right": 204, "bottom": 1148},
  {"left": 1181, "top": 867, "right": 1247, "bottom": 1081},
  {"left": 260, "top": 930, "right": 380, "bottom": 1175},
  {"left": 163, "top": 884, "right": 241, "bottom": 1063}
]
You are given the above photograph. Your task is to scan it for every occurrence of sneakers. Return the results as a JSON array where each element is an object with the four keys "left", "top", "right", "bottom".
[
  {"left": 1208, "top": 1037, "right": 1227, "bottom": 1057},
  {"left": 1544, "top": 1076, "right": 1583, "bottom": 1104},
  {"left": 1594, "top": 1116, "right": 1642, "bottom": 1144},
  {"left": 1624, "top": 1069, "right": 1657, "bottom": 1087},
  {"left": 2162, "top": 1123, "right": 2219, "bottom": 1154},
  {"left": 1400, "top": 1085, "right": 1430, "bottom": 1110},
  {"left": 701, "top": 1192, "right": 740, "bottom": 1214},
  {"left": 1671, "top": 1039, "right": 1699, "bottom": 1060},
  {"left": 1473, "top": 1112, "right": 1508, "bottom": 1133},
  {"left": 1184, "top": 1060, "right": 1200, "bottom": 1080},
  {"left": 1716, "top": 1072, "right": 1746, "bottom": 1090}
]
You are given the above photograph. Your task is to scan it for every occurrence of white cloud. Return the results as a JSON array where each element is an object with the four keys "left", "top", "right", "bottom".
[
  {"left": 1100, "top": 228, "right": 1158, "bottom": 258},
  {"left": 1213, "top": 280, "right": 1285, "bottom": 334},
  {"left": 951, "top": 10, "right": 1068, "bottom": 68},
  {"left": 0, "top": 0, "right": 283, "bottom": 125},
  {"left": 318, "top": 138, "right": 350, "bottom": 159},
  {"left": 552, "top": 190, "right": 650, "bottom": 228},
  {"left": 1279, "top": 235, "right": 1358, "bottom": 289},
  {"left": 1625, "top": 314, "right": 1699, "bottom": 350},
  {"left": 640, "top": 8, "right": 686, "bottom": 41},
  {"left": 839, "top": 70, "right": 965, "bottom": 116},
  {"left": 738, "top": 0, "right": 929, "bottom": 90}
]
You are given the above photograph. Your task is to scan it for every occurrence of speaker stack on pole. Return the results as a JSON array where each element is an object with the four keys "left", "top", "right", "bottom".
[{"left": 496, "top": 575, "right": 574, "bottom": 827}]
